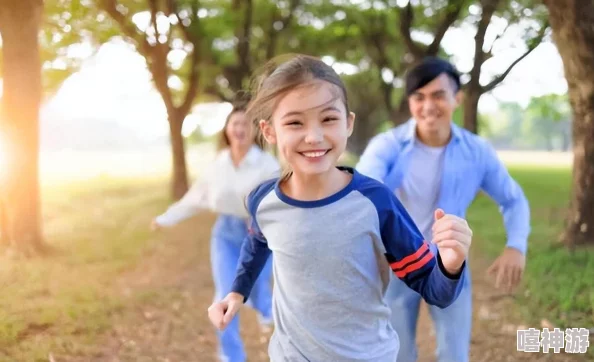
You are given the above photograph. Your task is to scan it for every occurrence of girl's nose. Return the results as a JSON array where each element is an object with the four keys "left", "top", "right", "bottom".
[{"left": 304, "top": 126, "right": 323, "bottom": 144}]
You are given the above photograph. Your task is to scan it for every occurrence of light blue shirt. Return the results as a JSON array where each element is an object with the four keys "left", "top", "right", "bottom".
[{"left": 356, "top": 119, "right": 531, "bottom": 255}]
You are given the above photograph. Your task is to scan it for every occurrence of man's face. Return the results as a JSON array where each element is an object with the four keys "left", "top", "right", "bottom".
[{"left": 408, "top": 73, "right": 460, "bottom": 137}]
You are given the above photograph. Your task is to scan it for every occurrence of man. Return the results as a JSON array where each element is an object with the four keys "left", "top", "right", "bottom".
[{"left": 355, "top": 57, "right": 530, "bottom": 362}]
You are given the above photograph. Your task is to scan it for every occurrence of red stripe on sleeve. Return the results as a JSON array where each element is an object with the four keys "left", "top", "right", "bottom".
[
  {"left": 389, "top": 242, "right": 429, "bottom": 270},
  {"left": 394, "top": 252, "right": 434, "bottom": 278}
]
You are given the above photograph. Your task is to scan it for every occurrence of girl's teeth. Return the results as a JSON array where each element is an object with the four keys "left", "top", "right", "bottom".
[{"left": 302, "top": 151, "right": 325, "bottom": 158}]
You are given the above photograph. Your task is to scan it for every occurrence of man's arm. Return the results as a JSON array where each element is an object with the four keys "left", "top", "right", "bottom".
[
  {"left": 355, "top": 132, "right": 396, "bottom": 182},
  {"left": 480, "top": 142, "right": 531, "bottom": 254}
]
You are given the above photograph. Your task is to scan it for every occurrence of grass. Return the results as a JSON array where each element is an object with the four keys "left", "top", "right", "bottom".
[
  {"left": 0, "top": 175, "right": 172, "bottom": 361},
  {"left": 0, "top": 162, "right": 592, "bottom": 360},
  {"left": 467, "top": 165, "right": 594, "bottom": 332}
]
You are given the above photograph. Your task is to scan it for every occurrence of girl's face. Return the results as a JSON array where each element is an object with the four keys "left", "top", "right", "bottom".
[
  {"left": 260, "top": 81, "right": 355, "bottom": 179},
  {"left": 225, "top": 111, "right": 254, "bottom": 149}
]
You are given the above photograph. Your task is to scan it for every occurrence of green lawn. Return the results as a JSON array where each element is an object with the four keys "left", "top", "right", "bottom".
[
  {"left": 0, "top": 165, "right": 591, "bottom": 360},
  {"left": 0, "top": 176, "right": 171, "bottom": 361},
  {"left": 467, "top": 165, "right": 594, "bottom": 330}
]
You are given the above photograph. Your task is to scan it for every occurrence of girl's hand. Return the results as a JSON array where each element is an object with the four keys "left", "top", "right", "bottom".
[
  {"left": 431, "top": 209, "right": 472, "bottom": 275},
  {"left": 207, "top": 292, "right": 244, "bottom": 330}
]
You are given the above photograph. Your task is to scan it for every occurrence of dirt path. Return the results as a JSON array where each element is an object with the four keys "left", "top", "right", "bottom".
[{"left": 81, "top": 214, "right": 584, "bottom": 362}]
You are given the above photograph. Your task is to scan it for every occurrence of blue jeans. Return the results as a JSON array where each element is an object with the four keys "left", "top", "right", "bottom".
[
  {"left": 210, "top": 214, "right": 273, "bottom": 362},
  {"left": 386, "top": 266, "right": 472, "bottom": 362}
]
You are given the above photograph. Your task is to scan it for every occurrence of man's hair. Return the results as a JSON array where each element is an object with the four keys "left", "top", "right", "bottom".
[{"left": 405, "top": 57, "right": 461, "bottom": 96}]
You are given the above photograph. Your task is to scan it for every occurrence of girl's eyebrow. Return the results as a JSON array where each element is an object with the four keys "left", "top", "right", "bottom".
[{"left": 280, "top": 105, "right": 341, "bottom": 120}]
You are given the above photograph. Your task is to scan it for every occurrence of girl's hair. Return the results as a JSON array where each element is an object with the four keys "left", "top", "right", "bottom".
[
  {"left": 244, "top": 54, "right": 350, "bottom": 182},
  {"left": 215, "top": 92, "right": 258, "bottom": 152}
]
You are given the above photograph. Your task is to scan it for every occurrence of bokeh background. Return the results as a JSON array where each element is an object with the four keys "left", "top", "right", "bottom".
[{"left": 0, "top": 0, "right": 592, "bottom": 361}]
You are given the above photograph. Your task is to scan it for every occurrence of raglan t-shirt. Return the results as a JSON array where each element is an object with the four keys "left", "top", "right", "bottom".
[{"left": 231, "top": 167, "right": 466, "bottom": 362}]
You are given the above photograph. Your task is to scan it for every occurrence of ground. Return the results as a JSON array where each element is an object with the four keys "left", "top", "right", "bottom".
[
  {"left": 0, "top": 150, "right": 592, "bottom": 361},
  {"left": 84, "top": 213, "right": 588, "bottom": 362}
]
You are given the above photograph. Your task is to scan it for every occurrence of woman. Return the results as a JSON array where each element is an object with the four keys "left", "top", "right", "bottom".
[{"left": 152, "top": 101, "right": 279, "bottom": 362}]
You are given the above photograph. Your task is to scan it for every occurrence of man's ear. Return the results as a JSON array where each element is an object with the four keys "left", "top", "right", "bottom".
[
  {"left": 455, "top": 89, "right": 464, "bottom": 107},
  {"left": 259, "top": 119, "right": 277, "bottom": 144},
  {"left": 346, "top": 111, "right": 356, "bottom": 137}
]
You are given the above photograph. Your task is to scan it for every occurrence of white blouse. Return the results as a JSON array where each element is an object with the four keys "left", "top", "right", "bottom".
[{"left": 155, "top": 146, "right": 280, "bottom": 226}]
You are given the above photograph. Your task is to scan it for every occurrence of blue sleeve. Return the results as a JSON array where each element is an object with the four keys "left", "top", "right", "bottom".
[
  {"left": 230, "top": 182, "right": 274, "bottom": 303},
  {"left": 382, "top": 192, "right": 465, "bottom": 308},
  {"left": 360, "top": 181, "right": 465, "bottom": 309},
  {"left": 479, "top": 142, "right": 531, "bottom": 255},
  {"left": 355, "top": 132, "right": 395, "bottom": 182}
]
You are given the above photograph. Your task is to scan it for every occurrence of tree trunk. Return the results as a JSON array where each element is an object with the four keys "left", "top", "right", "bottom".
[
  {"left": 168, "top": 112, "right": 189, "bottom": 200},
  {"left": 0, "top": 0, "right": 46, "bottom": 256},
  {"left": 463, "top": 87, "right": 481, "bottom": 134},
  {"left": 391, "top": 97, "right": 411, "bottom": 126},
  {"left": 544, "top": 0, "right": 594, "bottom": 247},
  {"left": 0, "top": 199, "right": 8, "bottom": 246}
]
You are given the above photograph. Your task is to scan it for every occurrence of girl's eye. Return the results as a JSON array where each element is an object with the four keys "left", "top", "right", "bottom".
[
  {"left": 286, "top": 121, "right": 301, "bottom": 126},
  {"left": 323, "top": 117, "right": 338, "bottom": 123}
]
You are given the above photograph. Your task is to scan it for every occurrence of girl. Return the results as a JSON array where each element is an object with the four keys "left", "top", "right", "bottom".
[
  {"left": 152, "top": 102, "right": 279, "bottom": 362},
  {"left": 207, "top": 55, "right": 473, "bottom": 362}
]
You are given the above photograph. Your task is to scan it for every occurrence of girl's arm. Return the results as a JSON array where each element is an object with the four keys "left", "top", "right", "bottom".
[
  {"left": 367, "top": 187, "right": 466, "bottom": 309},
  {"left": 382, "top": 194, "right": 466, "bottom": 308},
  {"left": 230, "top": 182, "right": 273, "bottom": 302},
  {"left": 207, "top": 212, "right": 271, "bottom": 331},
  {"left": 207, "top": 186, "right": 272, "bottom": 330},
  {"left": 230, "top": 219, "right": 271, "bottom": 302}
]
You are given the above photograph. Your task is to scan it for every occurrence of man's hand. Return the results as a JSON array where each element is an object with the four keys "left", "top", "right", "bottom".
[
  {"left": 487, "top": 247, "right": 525, "bottom": 293},
  {"left": 431, "top": 209, "right": 473, "bottom": 275}
]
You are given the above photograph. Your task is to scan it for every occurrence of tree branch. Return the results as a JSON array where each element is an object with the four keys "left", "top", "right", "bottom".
[
  {"left": 467, "top": 0, "right": 500, "bottom": 90},
  {"left": 166, "top": 0, "right": 200, "bottom": 47},
  {"left": 485, "top": 18, "right": 512, "bottom": 58},
  {"left": 178, "top": 44, "right": 200, "bottom": 118},
  {"left": 148, "top": 0, "right": 159, "bottom": 39},
  {"left": 101, "top": 0, "right": 176, "bottom": 112},
  {"left": 482, "top": 21, "right": 548, "bottom": 93},
  {"left": 266, "top": 0, "right": 300, "bottom": 60},
  {"left": 164, "top": 0, "right": 202, "bottom": 116},
  {"left": 398, "top": 2, "right": 423, "bottom": 59},
  {"left": 427, "top": 0, "right": 466, "bottom": 55},
  {"left": 237, "top": 0, "right": 253, "bottom": 79},
  {"left": 100, "top": 0, "right": 150, "bottom": 56}
]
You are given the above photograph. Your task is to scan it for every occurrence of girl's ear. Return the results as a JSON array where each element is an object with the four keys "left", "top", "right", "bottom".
[
  {"left": 259, "top": 119, "right": 277, "bottom": 144},
  {"left": 346, "top": 111, "right": 356, "bottom": 137}
]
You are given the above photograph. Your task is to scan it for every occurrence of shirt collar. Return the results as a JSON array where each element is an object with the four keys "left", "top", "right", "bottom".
[
  {"left": 223, "top": 144, "right": 262, "bottom": 168},
  {"left": 244, "top": 145, "right": 262, "bottom": 165}
]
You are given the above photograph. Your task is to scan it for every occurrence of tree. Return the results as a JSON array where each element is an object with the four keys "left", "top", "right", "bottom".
[
  {"left": 394, "top": 0, "right": 470, "bottom": 125},
  {"left": 203, "top": 0, "right": 301, "bottom": 101},
  {"left": 462, "top": 0, "right": 547, "bottom": 134},
  {"left": 543, "top": 0, "right": 594, "bottom": 247},
  {"left": 41, "top": 0, "right": 120, "bottom": 95},
  {"left": 99, "top": 0, "right": 206, "bottom": 199},
  {"left": 0, "top": 0, "right": 46, "bottom": 255},
  {"left": 342, "top": 69, "right": 390, "bottom": 155},
  {"left": 98, "top": 0, "right": 302, "bottom": 199}
]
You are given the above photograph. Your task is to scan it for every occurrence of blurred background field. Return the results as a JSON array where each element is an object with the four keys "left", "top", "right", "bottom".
[{"left": 1, "top": 0, "right": 594, "bottom": 361}]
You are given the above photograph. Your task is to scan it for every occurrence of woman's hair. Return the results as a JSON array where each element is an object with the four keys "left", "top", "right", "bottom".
[
  {"left": 244, "top": 54, "right": 350, "bottom": 181},
  {"left": 215, "top": 92, "right": 256, "bottom": 152}
]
